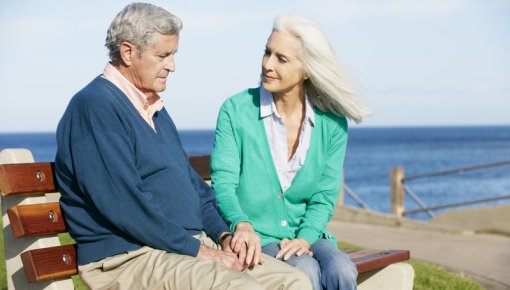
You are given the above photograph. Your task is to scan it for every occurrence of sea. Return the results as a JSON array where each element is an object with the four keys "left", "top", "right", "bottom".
[{"left": 1, "top": 126, "right": 509, "bottom": 220}]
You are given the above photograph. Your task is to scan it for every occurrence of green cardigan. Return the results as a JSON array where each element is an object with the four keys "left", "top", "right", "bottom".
[{"left": 211, "top": 88, "right": 348, "bottom": 246}]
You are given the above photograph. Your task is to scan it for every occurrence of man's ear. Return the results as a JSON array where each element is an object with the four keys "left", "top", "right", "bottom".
[{"left": 119, "top": 42, "right": 136, "bottom": 66}]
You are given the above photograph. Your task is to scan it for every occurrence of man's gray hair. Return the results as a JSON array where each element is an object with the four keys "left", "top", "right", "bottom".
[{"left": 106, "top": 2, "right": 182, "bottom": 63}]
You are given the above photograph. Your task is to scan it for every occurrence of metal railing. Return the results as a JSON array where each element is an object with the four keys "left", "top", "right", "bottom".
[
  {"left": 344, "top": 184, "right": 369, "bottom": 209},
  {"left": 390, "top": 160, "right": 510, "bottom": 218}
]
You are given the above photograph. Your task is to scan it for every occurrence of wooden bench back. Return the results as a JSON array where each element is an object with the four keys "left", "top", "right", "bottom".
[
  {"left": 0, "top": 156, "right": 213, "bottom": 285},
  {"left": 0, "top": 161, "right": 77, "bottom": 285},
  {"left": 1, "top": 151, "right": 410, "bottom": 287}
]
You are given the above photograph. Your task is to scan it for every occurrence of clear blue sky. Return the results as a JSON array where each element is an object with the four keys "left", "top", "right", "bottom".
[{"left": 1, "top": 0, "right": 509, "bottom": 132}]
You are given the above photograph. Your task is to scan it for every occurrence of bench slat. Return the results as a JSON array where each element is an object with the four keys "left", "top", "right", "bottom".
[
  {"left": 20, "top": 244, "right": 78, "bottom": 283},
  {"left": 7, "top": 202, "right": 67, "bottom": 238},
  {"left": 349, "top": 249, "right": 410, "bottom": 273},
  {"left": 188, "top": 155, "right": 211, "bottom": 180},
  {"left": 19, "top": 246, "right": 409, "bottom": 283},
  {"left": 0, "top": 163, "right": 57, "bottom": 196},
  {"left": 0, "top": 158, "right": 208, "bottom": 196}
]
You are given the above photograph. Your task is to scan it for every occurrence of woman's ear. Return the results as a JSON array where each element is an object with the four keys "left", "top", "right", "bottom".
[
  {"left": 303, "top": 72, "right": 310, "bottom": 80},
  {"left": 119, "top": 42, "right": 136, "bottom": 66}
]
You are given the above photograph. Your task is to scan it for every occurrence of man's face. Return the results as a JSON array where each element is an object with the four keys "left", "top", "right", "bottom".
[{"left": 128, "top": 33, "right": 179, "bottom": 95}]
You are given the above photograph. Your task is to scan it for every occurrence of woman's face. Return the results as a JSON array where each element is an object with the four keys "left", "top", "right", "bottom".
[{"left": 261, "top": 30, "right": 307, "bottom": 95}]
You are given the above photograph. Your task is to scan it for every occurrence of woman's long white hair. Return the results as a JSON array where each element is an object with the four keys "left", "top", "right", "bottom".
[{"left": 273, "top": 14, "right": 371, "bottom": 123}]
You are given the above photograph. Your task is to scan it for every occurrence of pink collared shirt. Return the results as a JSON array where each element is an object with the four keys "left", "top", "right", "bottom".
[
  {"left": 102, "top": 63, "right": 164, "bottom": 131},
  {"left": 260, "top": 86, "right": 315, "bottom": 192}
]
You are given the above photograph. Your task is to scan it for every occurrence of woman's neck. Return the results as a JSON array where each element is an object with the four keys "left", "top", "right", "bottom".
[{"left": 273, "top": 87, "right": 305, "bottom": 118}]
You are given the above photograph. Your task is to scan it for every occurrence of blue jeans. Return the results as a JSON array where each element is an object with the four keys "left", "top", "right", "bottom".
[{"left": 262, "top": 239, "right": 357, "bottom": 290}]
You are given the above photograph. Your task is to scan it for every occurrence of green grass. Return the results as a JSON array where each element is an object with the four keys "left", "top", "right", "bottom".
[
  {"left": 338, "top": 241, "right": 484, "bottom": 290},
  {"left": 408, "top": 259, "right": 483, "bottom": 290},
  {"left": 0, "top": 230, "right": 483, "bottom": 290},
  {"left": 58, "top": 233, "right": 87, "bottom": 290},
  {"left": 0, "top": 230, "right": 5, "bottom": 290},
  {"left": 0, "top": 229, "right": 86, "bottom": 290}
]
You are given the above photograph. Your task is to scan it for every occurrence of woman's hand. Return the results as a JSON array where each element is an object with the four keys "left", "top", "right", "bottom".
[
  {"left": 232, "top": 222, "right": 263, "bottom": 267},
  {"left": 276, "top": 238, "right": 313, "bottom": 261}
]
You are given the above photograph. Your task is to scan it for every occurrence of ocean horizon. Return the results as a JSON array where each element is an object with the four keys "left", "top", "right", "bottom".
[{"left": 1, "top": 125, "right": 509, "bottom": 220}]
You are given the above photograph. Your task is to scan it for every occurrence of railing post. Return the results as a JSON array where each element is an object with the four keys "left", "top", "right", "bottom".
[{"left": 390, "top": 167, "right": 405, "bottom": 219}]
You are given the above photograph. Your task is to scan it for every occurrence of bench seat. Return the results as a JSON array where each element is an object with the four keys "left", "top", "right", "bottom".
[{"left": 1, "top": 149, "right": 412, "bottom": 289}]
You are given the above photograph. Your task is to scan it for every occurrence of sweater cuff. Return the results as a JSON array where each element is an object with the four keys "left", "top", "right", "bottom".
[
  {"left": 297, "top": 227, "right": 321, "bottom": 245},
  {"left": 181, "top": 235, "right": 201, "bottom": 257},
  {"left": 228, "top": 215, "right": 251, "bottom": 232},
  {"left": 209, "top": 223, "right": 230, "bottom": 244}
]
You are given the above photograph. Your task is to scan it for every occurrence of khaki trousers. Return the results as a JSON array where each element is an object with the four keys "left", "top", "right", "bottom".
[{"left": 78, "top": 233, "right": 312, "bottom": 290}]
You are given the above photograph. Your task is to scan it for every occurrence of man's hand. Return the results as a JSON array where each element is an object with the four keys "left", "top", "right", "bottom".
[
  {"left": 232, "top": 222, "right": 263, "bottom": 267},
  {"left": 196, "top": 244, "right": 243, "bottom": 271},
  {"left": 275, "top": 238, "right": 313, "bottom": 261}
]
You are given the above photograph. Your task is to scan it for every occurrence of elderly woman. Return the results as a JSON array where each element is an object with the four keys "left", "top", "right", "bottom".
[{"left": 211, "top": 14, "right": 371, "bottom": 290}]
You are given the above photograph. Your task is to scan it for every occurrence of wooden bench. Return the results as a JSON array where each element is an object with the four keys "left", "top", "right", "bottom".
[{"left": 1, "top": 148, "right": 412, "bottom": 289}]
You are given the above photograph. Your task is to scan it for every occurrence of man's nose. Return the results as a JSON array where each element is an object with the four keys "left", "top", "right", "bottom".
[{"left": 164, "top": 57, "right": 175, "bottom": 72}]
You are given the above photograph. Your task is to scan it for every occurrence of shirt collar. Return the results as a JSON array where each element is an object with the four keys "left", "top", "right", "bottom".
[
  {"left": 259, "top": 86, "right": 315, "bottom": 126},
  {"left": 260, "top": 86, "right": 274, "bottom": 118},
  {"left": 102, "top": 63, "right": 164, "bottom": 113},
  {"left": 304, "top": 94, "right": 315, "bottom": 126}
]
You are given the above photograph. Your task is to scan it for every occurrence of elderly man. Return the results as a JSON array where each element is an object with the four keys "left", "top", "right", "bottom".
[{"left": 55, "top": 3, "right": 311, "bottom": 290}]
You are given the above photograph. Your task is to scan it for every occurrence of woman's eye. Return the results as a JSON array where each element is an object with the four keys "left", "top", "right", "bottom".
[
  {"left": 263, "top": 49, "right": 271, "bottom": 56},
  {"left": 278, "top": 57, "right": 287, "bottom": 63}
]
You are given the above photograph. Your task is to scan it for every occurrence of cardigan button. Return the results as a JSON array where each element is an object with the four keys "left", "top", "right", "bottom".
[
  {"left": 280, "top": 219, "right": 287, "bottom": 227},
  {"left": 278, "top": 193, "right": 283, "bottom": 199}
]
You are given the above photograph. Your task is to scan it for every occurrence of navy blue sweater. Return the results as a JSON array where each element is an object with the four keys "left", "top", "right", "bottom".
[{"left": 55, "top": 76, "right": 228, "bottom": 265}]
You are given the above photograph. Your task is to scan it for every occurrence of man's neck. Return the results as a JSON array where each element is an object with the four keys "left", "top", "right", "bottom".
[{"left": 112, "top": 62, "right": 158, "bottom": 102}]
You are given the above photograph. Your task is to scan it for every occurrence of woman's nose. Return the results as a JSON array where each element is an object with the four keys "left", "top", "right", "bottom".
[{"left": 262, "top": 56, "right": 273, "bottom": 71}]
